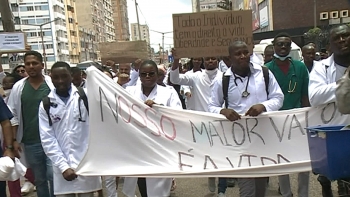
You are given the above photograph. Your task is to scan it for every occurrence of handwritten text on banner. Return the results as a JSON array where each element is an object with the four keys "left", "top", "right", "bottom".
[{"left": 76, "top": 67, "right": 350, "bottom": 177}]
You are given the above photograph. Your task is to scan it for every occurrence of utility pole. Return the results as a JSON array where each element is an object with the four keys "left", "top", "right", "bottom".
[
  {"left": 0, "top": 0, "right": 15, "bottom": 32},
  {"left": 150, "top": 30, "right": 173, "bottom": 63},
  {"left": 196, "top": 0, "right": 200, "bottom": 12},
  {"left": 313, "top": 0, "right": 317, "bottom": 28},
  {"left": 134, "top": 0, "right": 142, "bottom": 40}
]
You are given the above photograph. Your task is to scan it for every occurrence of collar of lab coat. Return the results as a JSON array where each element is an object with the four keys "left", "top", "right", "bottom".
[
  {"left": 318, "top": 54, "right": 336, "bottom": 78},
  {"left": 47, "top": 85, "right": 80, "bottom": 105},
  {"left": 223, "top": 62, "right": 262, "bottom": 77}
]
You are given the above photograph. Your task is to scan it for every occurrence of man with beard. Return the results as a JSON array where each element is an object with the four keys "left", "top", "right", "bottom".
[
  {"left": 309, "top": 24, "right": 350, "bottom": 197},
  {"left": 170, "top": 51, "right": 222, "bottom": 193}
]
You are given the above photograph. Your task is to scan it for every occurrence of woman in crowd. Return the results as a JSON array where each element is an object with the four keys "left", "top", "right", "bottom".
[{"left": 122, "top": 60, "right": 182, "bottom": 197}]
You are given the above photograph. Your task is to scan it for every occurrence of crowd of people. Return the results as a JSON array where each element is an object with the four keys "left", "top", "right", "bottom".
[{"left": 0, "top": 24, "right": 349, "bottom": 197}]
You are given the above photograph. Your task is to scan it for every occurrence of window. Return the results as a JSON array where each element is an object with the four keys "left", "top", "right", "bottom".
[
  {"left": 22, "top": 20, "right": 29, "bottom": 24},
  {"left": 14, "top": 18, "right": 20, "bottom": 25},
  {"left": 27, "top": 32, "right": 37, "bottom": 37},
  {"left": 44, "top": 31, "right": 52, "bottom": 36},
  {"left": 27, "top": 6, "right": 34, "bottom": 11},
  {"left": 35, "top": 6, "right": 41, "bottom": 10},
  {"left": 43, "top": 18, "right": 50, "bottom": 23},
  {"left": 38, "top": 31, "right": 45, "bottom": 36},
  {"left": 68, "top": 18, "right": 74, "bottom": 23},
  {"left": 11, "top": 4, "right": 18, "bottom": 12},
  {"left": 41, "top": 5, "right": 49, "bottom": 10},
  {"left": 45, "top": 44, "right": 53, "bottom": 49},
  {"left": 46, "top": 56, "right": 55, "bottom": 62},
  {"left": 31, "top": 44, "right": 39, "bottom": 50}
]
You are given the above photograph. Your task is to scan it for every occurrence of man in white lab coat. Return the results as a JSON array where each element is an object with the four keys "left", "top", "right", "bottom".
[
  {"left": 309, "top": 24, "right": 350, "bottom": 197},
  {"left": 170, "top": 51, "right": 222, "bottom": 193},
  {"left": 7, "top": 51, "right": 55, "bottom": 197},
  {"left": 38, "top": 62, "right": 101, "bottom": 197},
  {"left": 208, "top": 41, "right": 284, "bottom": 197}
]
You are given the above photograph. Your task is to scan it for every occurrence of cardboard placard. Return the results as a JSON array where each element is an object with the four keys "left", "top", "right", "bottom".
[
  {"left": 100, "top": 41, "right": 149, "bottom": 63},
  {"left": 173, "top": 10, "right": 253, "bottom": 58},
  {"left": 0, "top": 32, "right": 27, "bottom": 53}
]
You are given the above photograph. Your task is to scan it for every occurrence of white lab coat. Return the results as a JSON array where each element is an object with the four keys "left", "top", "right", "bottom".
[
  {"left": 7, "top": 76, "right": 55, "bottom": 143},
  {"left": 208, "top": 62, "right": 284, "bottom": 114},
  {"left": 218, "top": 60, "right": 229, "bottom": 72},
  {"left": 38, "top": 86, "right": 101, "bottom": 195},
  {"left": 309, "top": 54, "right": 345, "bottom": 106},
  {"left": 180, "top": 69, "right": 203, "bottom": 110},
  {"left": 122, "top": 84, "right": 182, "bottom": 197},
  {"left": 170, "top": 68, "right": 222, "bottom": 112}
]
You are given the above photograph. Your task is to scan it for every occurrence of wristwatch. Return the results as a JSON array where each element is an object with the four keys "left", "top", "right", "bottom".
[{"left": 5, "top": 145, "right": 14, "bottom": 150}]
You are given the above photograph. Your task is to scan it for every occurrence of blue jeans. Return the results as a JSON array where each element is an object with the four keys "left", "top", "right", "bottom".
[
  {"left": 218, "top": 178, "right": 227, "bottom": 193},
  {"left": 24, "top": 143, "right": 54, "bottom": 197},
  {"left": 0, "top": 145, "right": 6, "bottom": 197}
]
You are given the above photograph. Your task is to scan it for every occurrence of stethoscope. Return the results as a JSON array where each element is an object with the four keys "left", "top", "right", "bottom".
[
  {"left": 272, "top": 58, "right": 297, "bottom": 93},
  {"left": 233, "top": 71, "right": 251, "bottom": 98}
]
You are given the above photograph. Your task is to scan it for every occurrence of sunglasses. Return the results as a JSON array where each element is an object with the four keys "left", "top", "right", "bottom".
[
  {"left": 16, "top": 70, "right": 26, "bottom": 73},
  {"left": 140, "top": 72, "right": 156, "bottom": 77},
  {"left": 276, "top": 42, "right": 291, "bottom": 47}
]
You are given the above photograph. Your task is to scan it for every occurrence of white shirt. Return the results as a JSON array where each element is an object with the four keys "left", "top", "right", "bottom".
[
  {"left": 122, "top": 84, "right": 182, "bottom": 197},
  {"left": 208, "top": 62, "right": 284, "bottom": 114},
  {"left": 38, "top": 86, "right": 101, "bottom": 195},
  {"left": 170, "top": 68, "right": 222, "bottom": 112}
]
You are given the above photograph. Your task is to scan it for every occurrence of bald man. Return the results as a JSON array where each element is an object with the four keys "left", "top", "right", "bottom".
[{"left": 302, "top": 44, "right": 316, "bottom": 72}]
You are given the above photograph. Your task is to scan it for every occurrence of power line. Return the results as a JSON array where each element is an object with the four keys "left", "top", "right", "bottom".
[{"left": 137, "top": 4, "right": 149, "bottom": 27}]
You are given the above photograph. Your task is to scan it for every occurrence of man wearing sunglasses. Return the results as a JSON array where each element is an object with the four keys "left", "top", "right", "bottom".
[
  {"left": 12, "top": 65, "right": 28, "bottom": 78},
  {"left": 265, "top": 33, "right": 310, "bottom": 197}
]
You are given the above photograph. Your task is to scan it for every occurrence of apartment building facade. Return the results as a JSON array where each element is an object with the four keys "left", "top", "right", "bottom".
[
  {"left": 64, "top": 0, "right": 80, "bottom": 63},
  {"left": 130, "top": 23, "right": 150, "bottom": 43},
  {"left": 192, "top": 0, "right": 224, "bottom": 12},
  {"left": 0, "top": 0, "right": 70, "bottom": 71},
  {"left": 75, "top": 0, "right": 115, "bottom": 43},
  {"left": 112, "top": 0, "right": 130, "bottom": 41}
]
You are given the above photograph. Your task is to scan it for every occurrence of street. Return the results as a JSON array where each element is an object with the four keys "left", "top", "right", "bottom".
[{"left": 19, "top": 173, "right": 338, "bottom": 197}]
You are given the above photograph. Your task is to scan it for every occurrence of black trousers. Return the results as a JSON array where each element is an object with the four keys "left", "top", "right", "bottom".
[{"left": 137, "top": 178, "right": 148, "bottom": 197}]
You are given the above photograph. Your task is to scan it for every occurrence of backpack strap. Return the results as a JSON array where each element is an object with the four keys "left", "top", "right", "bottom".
[
  {"left": 261, "top": 66, "right": 270, "bottom": 96},
  {"left": 222, "top": 72, "right": 230, "bottom": 109},
  {"left": 42, "top": 97, "right": 52, "bottom": 126},
  {"left": 76, "top": 87, "right": 89, "bottom": 114}
]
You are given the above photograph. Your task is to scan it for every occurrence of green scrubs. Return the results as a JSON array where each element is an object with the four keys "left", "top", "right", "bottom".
[
  {"left": 265, "top": 59, "right": 309, "bottom": 110},
  {"left": 21, "top": 81, "right": 50, "bottom": 144}
]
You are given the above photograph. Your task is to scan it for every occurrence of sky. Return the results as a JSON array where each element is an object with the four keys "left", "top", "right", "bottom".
[{"left": 126, "top": 0, "right": 192, "bottom": 52}]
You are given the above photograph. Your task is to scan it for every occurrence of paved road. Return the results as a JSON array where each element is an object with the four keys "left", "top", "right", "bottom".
[{"left": 17, "top": 174, "right": 338, "bottom": 196}]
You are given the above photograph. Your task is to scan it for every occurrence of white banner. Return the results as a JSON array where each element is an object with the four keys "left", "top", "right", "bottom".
[{"left": 76, "top": 67, "right": 350, "bottom": 177}]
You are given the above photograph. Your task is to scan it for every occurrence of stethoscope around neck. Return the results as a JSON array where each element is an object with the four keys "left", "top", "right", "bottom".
[
  {"left": 232, "top": 70, "right": 251, "bottom": 98},
  {"left": 272, "top": 57, "right": 297, "bottom": 93}
]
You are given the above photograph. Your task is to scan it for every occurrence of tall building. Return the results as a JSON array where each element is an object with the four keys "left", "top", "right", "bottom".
[
  {"left": 64, "top": 0, "right": 80, "bottom": 64},
  {"left": 130, "top": 23, "right": 150, "bottom": 43},
  {"left": 79, "top": 27, "right": 98, "bottom": 62},
  {"left": 191, "top": 0, "right": 224, "bottom": 12},
  {"left": 112, "top": 0, "right": 130, "bottom": 41},
  {"left": 0, "top": 0, "right": 70, "bottom": 70},
  {"left": 75, "top": 0, "right": 115, "bottom": 43},
  {"left": 130, "top": 23, "right": 151, "bottom": 58}
]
